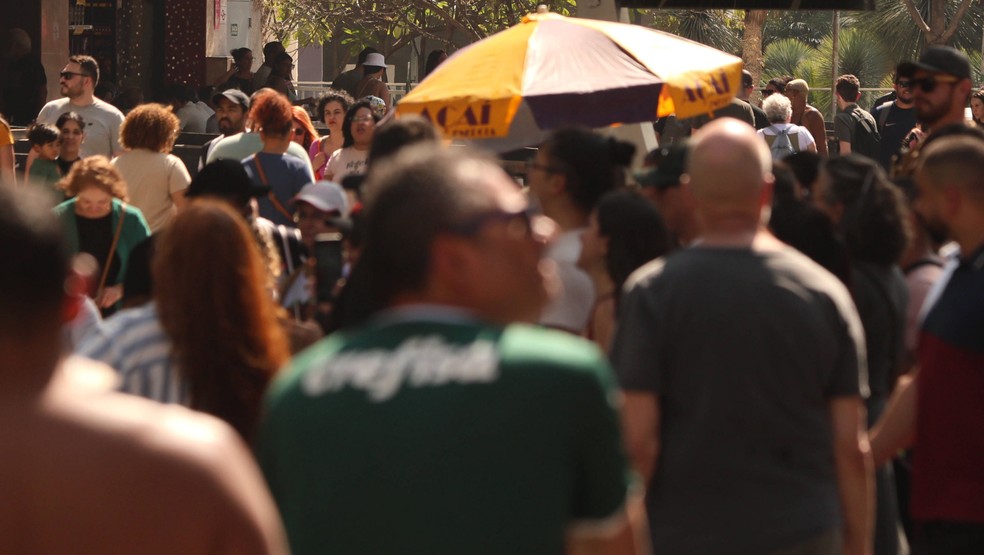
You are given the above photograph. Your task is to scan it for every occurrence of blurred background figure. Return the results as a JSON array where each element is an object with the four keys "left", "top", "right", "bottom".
[
  {"left": 814, "top": 155, "right": 912, "bottom": 555},
  {"left": 112, "top": 103, "right": 190, "bottom": 232},
  {"left": 0, "top": 28, "right": 47, "bottom": 125},
  {"left": 528, "top": 128, "right": 634, "bottom": 333},
  {"left": 214, "top": 47, "right": 255, "bottom": 95},
  {"left": 577, "top": 190, "right": 669, "bottom": 351},
  {"left": 54, "top": 157, "right": 151, "bottom": 315},
  {"left": 970, "top": 89, "right": 984, "bottom": 127},
  {"left": 79, "top": 200, "right": 290, "bottom": 443},
  {"left": 0, "top": 115, "right": 16, "bottom": 185},
  {"left": 423, "top": 49, "right": 448, "bottom": 78}
]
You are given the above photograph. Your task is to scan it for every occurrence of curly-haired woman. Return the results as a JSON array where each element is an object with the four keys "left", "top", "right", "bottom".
[{"left": 112, "top": 103, "right": 190, "bottom": 232}]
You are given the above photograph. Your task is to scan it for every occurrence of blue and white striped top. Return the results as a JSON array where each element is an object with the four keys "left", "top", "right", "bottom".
[{"left": 77, "top": 303, "right": 190, "bottom": 405}]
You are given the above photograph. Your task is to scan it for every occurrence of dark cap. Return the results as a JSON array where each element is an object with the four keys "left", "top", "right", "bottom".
[
  {"left": 185, "top": 159, "right": 270, "bottom": 202},
  {"left": 636, "top": 142, "right": 689, "bottom": 189},
  {"left": 897, "top": 46, "right": 971, "bottom": 80},
  {"left": 212, "top": 89, "right": 250, "bottom": 111}
]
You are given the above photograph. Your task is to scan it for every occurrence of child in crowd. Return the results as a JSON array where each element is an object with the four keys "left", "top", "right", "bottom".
[{"left": 26, "top": 123, "right": 63, "bottom": 197}]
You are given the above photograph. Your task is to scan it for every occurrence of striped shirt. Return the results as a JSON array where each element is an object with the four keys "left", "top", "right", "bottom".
[{"left": 77, "top": 303, "right": 189, "bottom": 405}]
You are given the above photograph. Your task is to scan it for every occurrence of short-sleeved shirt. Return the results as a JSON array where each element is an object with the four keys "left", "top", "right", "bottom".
[
  {"left": 112, "top": 150, "right": 191, "bottom": 232},
  {"left": 872, "top": 102, "right": 917, "bottom": 170},
  {"left": 611, "top": 245, "right": 868, "bottom": 554},
  {"left": 206, "top": 132, "right": 314, "bottom": 176},
  {"left": 243, "top": 152, "right": 312, "bottom": 226},
  {"left": 690, "top": 98, "right": 756, "bottom": 129},
  {"left": 834, "top": 103, "right": 877, "bottom": 155},
  {"left": 324, "top": 146, "right": 368, "bottom": 183},
  {"left": 257, "top": 307, "right": 630, "bottom": 555},
  {"left": 37, "top": 98, "right": 124, "bottom": 158},
  {"left": 912, "top": 245, "right": 984, "bottom": 524}
]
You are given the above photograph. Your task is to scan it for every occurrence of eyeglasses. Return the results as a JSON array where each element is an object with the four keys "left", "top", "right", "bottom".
[
  {"left": 910, "top": 75, "right": 962, "bottom": 93},
  {"left": 60, "top": 71, "right": 91, "bottom": 80},
  {"left": 293, "top": 127, "right": 305, "bottom": 135},
  {"left": 896, "top": 79, "right": 913, "bottom": 89},
  {"left": 352, "top": 116, "right": 375, "bottom": 123},
  {"left": 447, "top": 206, "right": 539, "bottom": 238}
]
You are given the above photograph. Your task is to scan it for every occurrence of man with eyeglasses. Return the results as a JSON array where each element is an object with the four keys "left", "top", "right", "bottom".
[
  {"left": 36, "top": 55, "right": 124, "bottom": 159},
  {"left": 257, "top": 144, "right": 647, "bottom": 555},
  {"left": 872, "top": 71, "right": 917, "bottom": 171}
]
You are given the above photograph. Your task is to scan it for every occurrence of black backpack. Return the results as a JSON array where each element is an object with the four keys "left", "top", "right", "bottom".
[{"left": 850, "top": 106, "right": 881, "bottom": 159}]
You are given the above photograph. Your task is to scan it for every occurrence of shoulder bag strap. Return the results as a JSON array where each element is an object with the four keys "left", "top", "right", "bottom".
[
  {"left": 252, "top": 154, "right": 295, "bottom": 222},
  {"left": 96, "top": 202, "right": 128, "bottom": 300}
]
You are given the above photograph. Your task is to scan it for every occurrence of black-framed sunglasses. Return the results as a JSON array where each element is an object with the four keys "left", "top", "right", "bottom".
[
  {"left": 60, "top": 71, "right": 91, "bottom": 80},
  {"left": 910, "top": 75, "right": 961, "bottom": 93}
]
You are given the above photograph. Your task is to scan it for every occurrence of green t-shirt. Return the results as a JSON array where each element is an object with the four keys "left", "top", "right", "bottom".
[
  {"left": 28, "top": 158, "right": 63, "bottom": 203},
  {"left": 258, "top": 310, "right": 630, "bottom": 555}
]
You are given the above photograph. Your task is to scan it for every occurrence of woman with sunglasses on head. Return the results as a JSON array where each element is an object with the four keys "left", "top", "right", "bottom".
[
  {"left": 310, "top": 90, "right": 353, "bottom": 180},
  {"left": 323, "top": 100, "right": 379, "bottom": 184},
  {"left": 813, "top": 154, "right": 912, "bottom": 555}
]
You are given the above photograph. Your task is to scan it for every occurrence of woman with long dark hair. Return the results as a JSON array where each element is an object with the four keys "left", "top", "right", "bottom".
[
  {"left": 577, "top": 190, "right": 670, "bottom": 350},
  {"left": 323, "top": 99, "right": 379, "bottom": 183},
  {"left": 214, "top": 47, "right": 255, "bottom": 94},
  {"left": 79, "top": 200, "right": 290, "bottom": 443},
  {"left": 814, "top": 154, "right": 911, "bottom": 555}
]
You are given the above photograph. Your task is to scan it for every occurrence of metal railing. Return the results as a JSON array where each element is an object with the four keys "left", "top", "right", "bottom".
[{"left": 296, "top": 81, "right": 412, "bottom": 103}]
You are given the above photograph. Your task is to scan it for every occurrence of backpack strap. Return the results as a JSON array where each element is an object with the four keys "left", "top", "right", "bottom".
[
  {"left": 251, "top": 154, "right": 294, "bottom": 222},
  {"left": 876, "top": 101, "right": 893, "bottom": 131}
]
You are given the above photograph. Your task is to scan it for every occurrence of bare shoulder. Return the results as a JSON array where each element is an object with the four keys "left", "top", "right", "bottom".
[{"left": 0, "top": 357, "right": 288, "bottom": 555}]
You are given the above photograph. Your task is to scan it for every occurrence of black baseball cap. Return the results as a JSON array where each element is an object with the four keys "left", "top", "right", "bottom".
[
  {"left": 636, "top": 142, "right": 689, "bottom": 190},
  {"left": 897, "top": 46, "right": 971, "bottom": 80}
]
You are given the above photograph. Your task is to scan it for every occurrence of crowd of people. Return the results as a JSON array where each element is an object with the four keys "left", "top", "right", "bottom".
[{"left": 1, "top": 36, "right": 983, "bottom": 555}]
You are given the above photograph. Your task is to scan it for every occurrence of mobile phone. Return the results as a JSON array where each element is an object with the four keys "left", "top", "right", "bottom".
[{"left": 314, "top": 233, "right": 344, "bottom": 303}]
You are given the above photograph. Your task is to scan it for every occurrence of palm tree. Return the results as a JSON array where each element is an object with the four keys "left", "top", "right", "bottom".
[
  {"left": 763, "top": 38, "right": 814, "bottom": 82},
  {"left": 847, "top": 0, "right": 984, "bottom": 61},
  {"left": 807, "top": 28, "right": 894, "bottom": 112}
]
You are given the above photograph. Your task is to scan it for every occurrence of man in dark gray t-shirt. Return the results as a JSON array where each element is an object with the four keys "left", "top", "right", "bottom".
[{"left": 612, "top": 119, "right": 873, "bottom": 555}]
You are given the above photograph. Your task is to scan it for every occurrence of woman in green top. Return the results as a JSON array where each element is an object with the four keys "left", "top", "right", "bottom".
[{"left": 54, "top": 156, "right": 151, "bottom": 315}]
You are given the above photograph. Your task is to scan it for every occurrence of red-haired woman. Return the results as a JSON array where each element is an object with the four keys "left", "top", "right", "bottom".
[
  {"left": 242, "top": 90, "right": 313, "bottom": 227},
  {"left": 78, "top": 200, "right": 290, "bottom": 443},
  {"left": 291, "top": 106, "right": 318, "bottom": 152}
]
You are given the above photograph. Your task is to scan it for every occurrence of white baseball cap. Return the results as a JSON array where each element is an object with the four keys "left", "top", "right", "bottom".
[
  {"left": 364, "top": 52, "right": 386, "bottom": 69},
  {"left": 292, "top": 181, "right": 349, "bottom": 216}
]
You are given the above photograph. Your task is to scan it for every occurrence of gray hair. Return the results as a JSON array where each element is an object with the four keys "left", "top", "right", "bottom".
[{"left": 762, "top": 93, "right": 792, "bottom": 124}]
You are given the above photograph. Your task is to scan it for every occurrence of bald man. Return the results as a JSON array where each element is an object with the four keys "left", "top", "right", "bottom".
[
  {"left": 872, "top": 135, "right": 984, "bottom": 554},
  {"left": 0, "top": 186, "right": 288, "bottom": 555},
  {"left": 612, "top": 119, "right": 873, "bottom": 555}
]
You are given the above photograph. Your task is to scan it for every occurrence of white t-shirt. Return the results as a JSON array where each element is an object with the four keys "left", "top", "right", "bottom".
[
  {"left": 757, "top": 123, "right": 816, "bottom": 153},
  {"left": 325, "top": 146, "right": 369, "bottom": 183},
  {"left": 37, "top": 97, "right": 125, "bottom": 158},
  {"left": 112, "top": 149, "right": 191, "bottom": 232},
  {"left": 539, "top": 228, "right": 595, "bottom": 332}
]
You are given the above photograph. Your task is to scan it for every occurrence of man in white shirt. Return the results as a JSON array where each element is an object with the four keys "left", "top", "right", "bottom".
[{"left": 36, "top": 55, "right": 124, "bottom": 158}]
